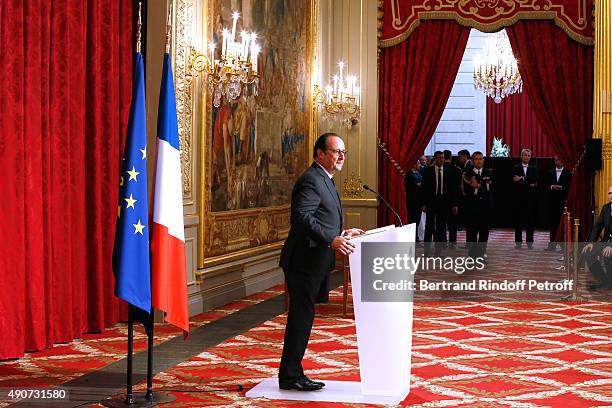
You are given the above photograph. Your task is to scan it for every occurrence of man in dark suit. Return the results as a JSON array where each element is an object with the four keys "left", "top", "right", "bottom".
[
  {"left": 404, "top": 161, "right": 423, "bottom": 240},
  {"left": 278, "top": 133, "right": 364, "bottom": 391},
  {"left": 457, "top": 149, "right": 473, "bottom": 174},
  {"left": 443, "top": 150, "right": 461, "bottom": 248},
  {"left": 544, "top": 156, "right": 572, "bottom": 251},
  {"left": 462, "top": 151, "right": 493, "bottom": 259},
  {"left": 422, "top": 151, "right": 458, "bottom": 256},
  {"left": 582, "top": 185, "right": 612, "bottom": 290},
  {"left": 512, "top": 148, "right": 538, "bottom": 249}
]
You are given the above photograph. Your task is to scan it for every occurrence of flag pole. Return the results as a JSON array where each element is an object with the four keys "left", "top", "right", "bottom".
[
  {"left": 125, "top": 308, "right": 135, "bottom": 404},
  {"left": 144, "top": 307, "right": 154, "bottom": 401}
]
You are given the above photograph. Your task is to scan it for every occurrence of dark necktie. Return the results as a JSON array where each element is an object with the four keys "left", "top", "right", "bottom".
[{"left": 437, "top": 168, "right": 442, "bottom": 196}]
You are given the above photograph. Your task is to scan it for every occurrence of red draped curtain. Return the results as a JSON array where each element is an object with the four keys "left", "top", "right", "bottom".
[
  {"left": 377, "top": 21, "right": 470, "bottom": 226},
  {"left": 486, "top": 90, "right": 554, "bottom": 157},
  {"left": 506, "top": 20, "right": 593, "bottom": 237},
  {"left": 0, "top": 1, "right": 133, "bottom": 360}
]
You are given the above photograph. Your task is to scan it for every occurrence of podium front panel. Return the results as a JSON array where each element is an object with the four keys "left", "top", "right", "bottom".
[{"left": 348, "top": 224, "right": 415, "bottom": 398}]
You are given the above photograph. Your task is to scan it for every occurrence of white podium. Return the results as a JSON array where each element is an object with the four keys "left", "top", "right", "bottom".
[{"left": 247, "top": 224, "right": 415, "bottom": 405}]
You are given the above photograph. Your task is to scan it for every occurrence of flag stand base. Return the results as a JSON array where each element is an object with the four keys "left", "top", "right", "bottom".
[{"left": 101, "top": 392, "right": 176, "bottom": 407}]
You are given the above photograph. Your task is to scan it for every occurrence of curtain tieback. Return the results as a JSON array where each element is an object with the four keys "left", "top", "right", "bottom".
[{"left": 377, "top": 138, "right": 406, "bottom": 177}]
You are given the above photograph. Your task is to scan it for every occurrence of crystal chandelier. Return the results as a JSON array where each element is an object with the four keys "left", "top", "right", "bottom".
[
  {"left": 473, "top": 30, "right": 522, "bottom": 103},
  {"left": 188, "top": 11, "right": 260, "bottom": 108},
  {"left": 313, "top": 61, "right": 361, "bottom": 128}
]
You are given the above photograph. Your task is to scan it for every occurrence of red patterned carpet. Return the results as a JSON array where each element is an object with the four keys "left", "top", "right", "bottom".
[
  {"left": 122, "top": 293, "right": 612, "bottom": 407},
  {"left": 1, "top": 230, "right": 611, "bottom": 407},
  {"left": 0, "top": 288, "right": 280, "bottom": 394}
]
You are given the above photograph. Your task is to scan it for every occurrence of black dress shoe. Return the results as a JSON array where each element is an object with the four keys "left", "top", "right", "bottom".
[
  {"left": 303, "top": 376, "right": 325, "bottom": 387},
  {"left": 279, "top": 378, "right": 323, "bottom": 391}
]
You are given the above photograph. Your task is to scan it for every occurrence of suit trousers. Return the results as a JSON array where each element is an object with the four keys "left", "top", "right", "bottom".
[
  {"left": 548, "top": 196, "right": 565, "bottom": 242},
  {"left": 514, "top": 195, "right": 536, "bottom": 243},
  {"left": 279, "top": 247, "right": 334, "bottom": 381},
  {"left": 584, "top": 244, "right": 612, "bottom": 286},
  {"left": 465, "top": 200, "right": 490, "bottom": 257},
  {"left": 424, "top": 197, "right": 449, "bottom": 255}
]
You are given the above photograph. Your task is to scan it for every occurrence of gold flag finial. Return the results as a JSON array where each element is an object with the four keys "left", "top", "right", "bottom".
[
  {"left": 136, "top": 1, "right": 143, "bottom": 53},
  {"left": 165, "top": 3, "right": 173, "bottom": 54}
]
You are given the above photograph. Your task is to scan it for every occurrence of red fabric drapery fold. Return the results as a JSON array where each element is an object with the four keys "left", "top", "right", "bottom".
[
  {"left": 377, "top": 21, "right": 470, "bottom": 226},
  {"left": 0, "top": 1, "right": 133, "bottom": 360},
  {"left": 506, "top": 20, "right": 594, "bottom": 238},
  {"left": 486, "top": 90, "right": 554, "bottom": 157}
]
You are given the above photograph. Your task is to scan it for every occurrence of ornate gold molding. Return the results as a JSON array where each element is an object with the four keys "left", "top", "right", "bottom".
[
  {"left": 172, "top": 0, "right": 195, "bottom": 200},
  {"left": 603, "top": 141, "right": 612, "bottom": 160},
  {"left": 343, "top": 172, "right": 364, "bottom": 198}
]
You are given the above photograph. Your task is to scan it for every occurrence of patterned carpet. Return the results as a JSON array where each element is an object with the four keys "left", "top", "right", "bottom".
[
  {"left": 126, "top": 294, "right": 612, "bottom": 407},
  {"left": 0, "top": 288, "right": 280, "bottom": 394},
  {"left": 1, "top": 230, "right": 611, "bottom": 407}
]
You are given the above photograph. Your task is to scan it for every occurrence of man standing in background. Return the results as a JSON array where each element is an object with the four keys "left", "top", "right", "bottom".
[
  {"left": 544, "top": 156, "right": 571, "bottom": 251},
  {"left": 512, "top": 148, "right": 538, "bottom": 249}
]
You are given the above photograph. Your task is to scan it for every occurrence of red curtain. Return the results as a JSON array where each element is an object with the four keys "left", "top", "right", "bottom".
[
  {"left": 377, "top": 21, "right": 470, "bottom": 226},
  {"left": 507, "top": 20, "right": 593, "bottom": 238},
  {"left": 0, "top": 1, "right": 133, "bottom": 360},
  {"left": 486, "top": 90, "right": 554, "bottom": 157}
]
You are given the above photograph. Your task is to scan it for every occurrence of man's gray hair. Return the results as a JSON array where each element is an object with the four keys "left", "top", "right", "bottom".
[{"left": 521, "top": 148, "right": 532, "bottom": 156}]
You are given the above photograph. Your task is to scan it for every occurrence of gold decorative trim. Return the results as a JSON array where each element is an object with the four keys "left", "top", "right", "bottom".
[
  {"left": 603, "top": 141, "right": 612, "bottom": 160},
  {"left": 172, "top": 0, "right": 195, "bottom": 199},
  {"left": 378, "top": 12, "right": 594, "bottom": 48},
  {"left": 343, "top": 172, "right": 364, "bottom": 198}
]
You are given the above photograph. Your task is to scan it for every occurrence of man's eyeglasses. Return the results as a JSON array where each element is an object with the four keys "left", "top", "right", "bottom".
[{"left": 327, "top": 148, "right": 347, "bottom": 156}]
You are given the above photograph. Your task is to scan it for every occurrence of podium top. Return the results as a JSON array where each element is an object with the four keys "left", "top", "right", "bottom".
[{"left": 348, "top": 225, "right": 396, "bottom": 242}]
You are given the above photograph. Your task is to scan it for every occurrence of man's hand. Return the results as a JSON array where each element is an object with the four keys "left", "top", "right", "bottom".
[
  {"left": 602, "top": 246, "right": 612, "bottom": 257},
  {"left": 583, "top": 243, "right": 594, "bottom": 253},
  {"left": 513, "top": 175, "right": 523, "bottom": 183},
  {"left": 452, "top": 206, "right": 458, "bottom": 216},
  {"left": 331, "top": 236, "right": 356, "bottom": 256},
  {"left": 343, "top": 228, "right": 365, "bottom": 238}
]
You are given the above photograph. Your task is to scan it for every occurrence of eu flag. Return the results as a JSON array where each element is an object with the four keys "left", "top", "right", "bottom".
[{"left": 113, "top": 53, "right": 151, "bottom": 317}]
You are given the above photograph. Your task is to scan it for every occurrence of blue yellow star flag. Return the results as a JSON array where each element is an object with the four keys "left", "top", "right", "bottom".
[{"left": 112, "top": 53, "right": 151, "bottom": 317}]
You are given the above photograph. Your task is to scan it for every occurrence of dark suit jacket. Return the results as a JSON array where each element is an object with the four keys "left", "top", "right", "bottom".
[
  {"left": 544, "top": 167, "right": 571, "bottom": 204},
  {"left": 404, "top": 170, "right": 423, "bottom": 209},
  {"left": 279, "top": 163, "right": 343, "bottom": 271},
  {"left": 588, "top": 202, "right": 612, "bottom": 242},
  {"left": 421, "top": 164, "right": 458, "bottom": 207},
  {"left": 512, "top": 163, "right": 538, "bottom": 196},
  {"left": 462, "top": 167, "right": 494, "bottom": 201}
]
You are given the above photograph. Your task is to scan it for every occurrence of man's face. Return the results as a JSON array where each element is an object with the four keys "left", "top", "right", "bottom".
[
  {"left": 472, "top": 154, "right": 484, "bottom": 169},
  {"left": 521, "top": 151, "right": 531, "bottom": 164},
  {"left": 419, "top": 156, "right": 427, "bottom": 166},
  {"left": 317, "top": 136, "right": 345, "bottom": 174},
  {"left": 458, "top": 155, "right": 468, "bottom": 165},
  {"left": 434, "top": 153, "right": 444, "bottom": 167},
  {"left": 554, "top": 157, "right": 563, "bottom": 168},
  {"left": 608, "top": 186, "right": 612, "bottom": 203}
]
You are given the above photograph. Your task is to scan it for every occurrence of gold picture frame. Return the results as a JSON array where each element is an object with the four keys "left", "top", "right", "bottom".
[{"left": 196, "top": 0, "right": 319, "bottom": 268}]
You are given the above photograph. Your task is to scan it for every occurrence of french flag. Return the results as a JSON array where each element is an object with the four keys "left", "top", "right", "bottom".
[{"left": 150, "top": 53, "right": 189, "bottom": 335}]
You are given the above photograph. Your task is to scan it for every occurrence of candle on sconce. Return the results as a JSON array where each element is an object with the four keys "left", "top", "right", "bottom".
[
  {"left": 240, "top": 30, "right": 251, "bottom": 61},
  {"left": 251, "top": 44, "right": 260, "bottom": 72},
  {"left": 355, "top": 86, "right": 360, "bottom": 106},
  {"left": 338, "top": 61, "right": 344, "bottom": 86},
  {"left": 208, "top": 42, "right": 216, "bottom": 64},
  {"left": 333, "top": 75, "right": 338, "bottom": 96},
  {"left": 221, "top": 29, "right": 229, "bottom": 58},
  {"left": 231, "top": 11, "right": 239, "bottom": 39}
]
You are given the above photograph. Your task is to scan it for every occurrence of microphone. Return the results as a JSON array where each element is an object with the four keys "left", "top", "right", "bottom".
[{"left": 363, "top": 184, "right": 403, "bottom": 227}]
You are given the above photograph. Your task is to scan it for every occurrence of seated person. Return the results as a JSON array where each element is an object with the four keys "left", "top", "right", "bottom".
[{"left": 582, "top": 185, "right": 612, "bottom": 290}]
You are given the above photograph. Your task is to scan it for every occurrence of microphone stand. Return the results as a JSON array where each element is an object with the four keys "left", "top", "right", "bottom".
[{"left": 363, "top": 184, "right": 403, "bottom": 227}]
